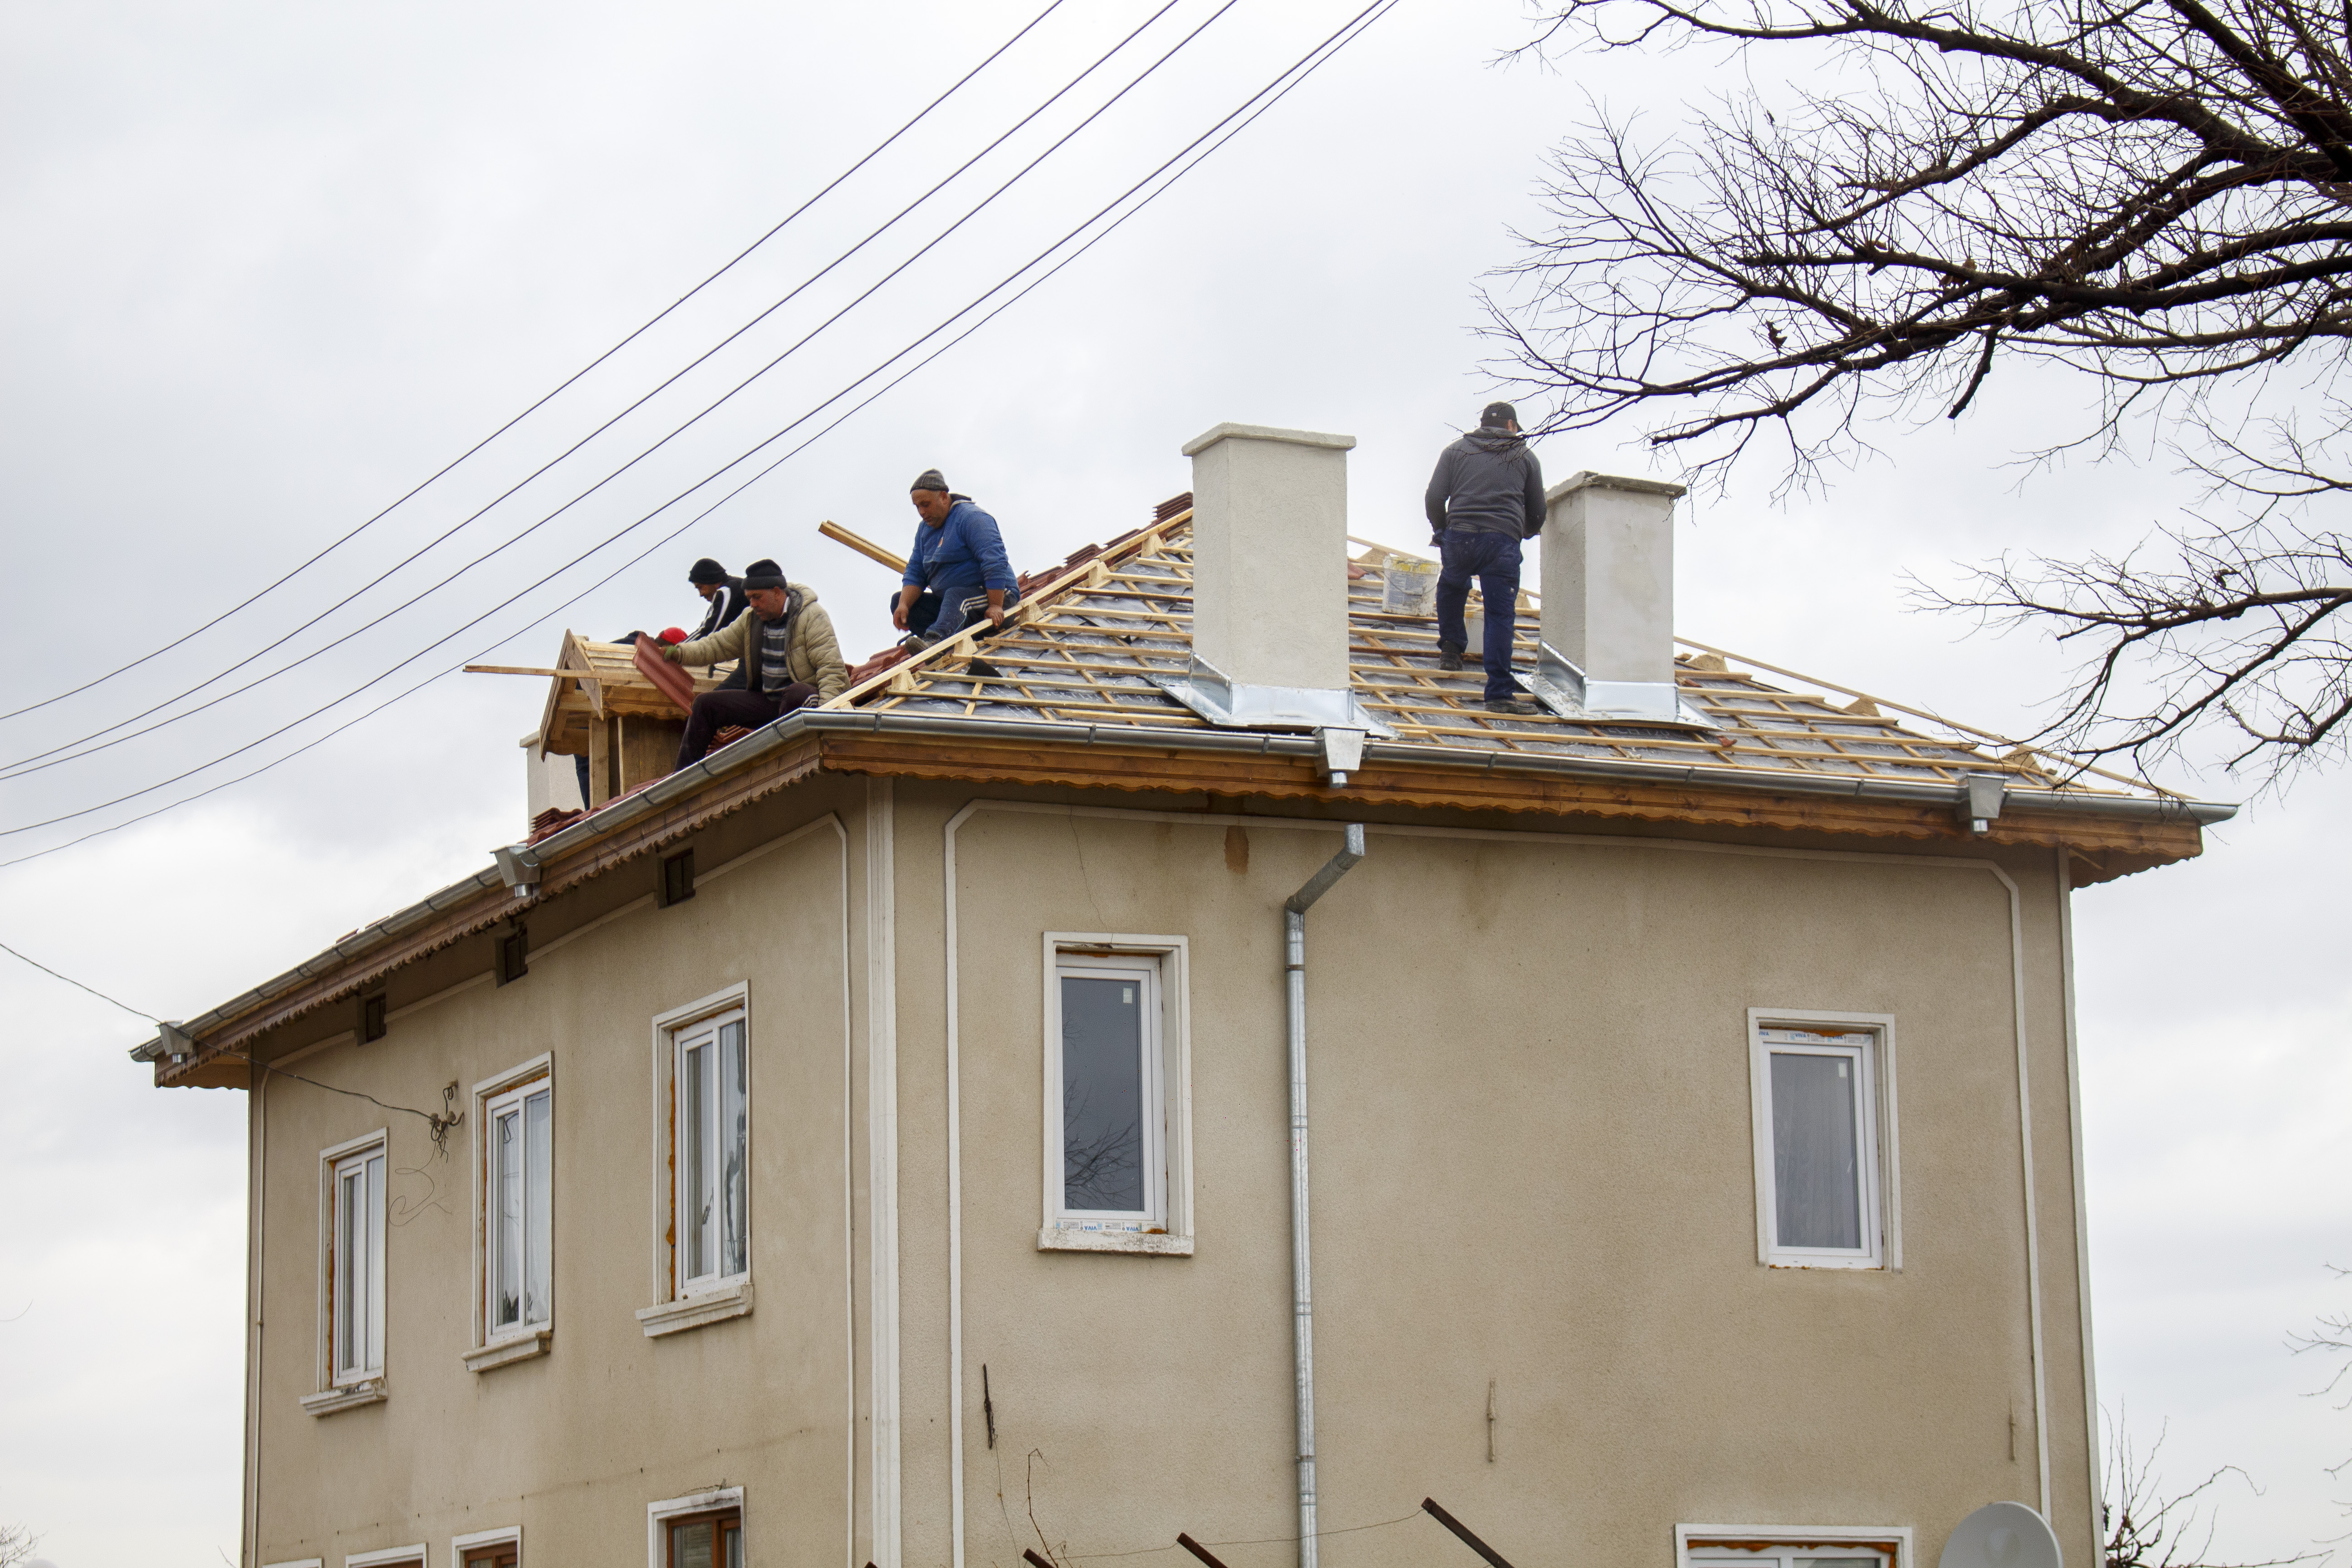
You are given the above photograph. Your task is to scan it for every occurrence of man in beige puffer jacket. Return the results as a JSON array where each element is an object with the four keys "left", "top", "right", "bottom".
[{"left": 659, "top": 556, "right": 847, "bottom": 768}]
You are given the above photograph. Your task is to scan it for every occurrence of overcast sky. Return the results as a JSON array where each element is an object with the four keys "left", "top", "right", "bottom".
[{"left": 4, "top": 3, "right": 2347, "bottom": 1564}]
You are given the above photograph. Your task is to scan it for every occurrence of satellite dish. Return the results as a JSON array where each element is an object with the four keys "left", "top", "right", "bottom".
[{"left": 1940, "top": 1502, "right": 2063, "bottom": 1568}]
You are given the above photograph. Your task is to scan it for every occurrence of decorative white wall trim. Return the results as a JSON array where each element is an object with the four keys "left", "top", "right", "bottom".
[
  {"left": 345, "top": 1543, "right": 429, "bottom": 1568},
  {"left": 1744, "top": 1009, "right": 1901, "bottom": 1271},
  {"left": 867, "top": 780, "right": 902, "bottom": 1568},
  {"left": 451, "top": 1524, "right": 520, "bottom": 1564},
  {"left": 2057, "top": 842, "right": 2102, "bottom": 1568},
  {"left": 461, "top": 1327, "right": 549, "bottom": 1373},
  {"left": 1037, "top": 934, "right": 1194, "bottom": 1254},
  {"left": 263, "top": 1559, "right": 324, "bottom": 1568},
  {"left": 647, "top": 1486, "right": 744, "bottom": 1568},
  {"left": 300, "top": 1378, "right": 387, "bottom": 1416},
  {"left": 637, "top": 1279, "right": 755, "bottom": 1337},
  {"left": 1675, "top": 1522, "right": 1916, "bottom": 1568}
]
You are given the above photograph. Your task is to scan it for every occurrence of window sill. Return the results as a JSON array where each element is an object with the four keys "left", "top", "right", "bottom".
[
  {"left": 299, "top": 1378, "right": 386, "bottom": 1416},
  {"left": 1038, "top": 1226, "right": 1193, "bottom": 1256},
  {"left": 636, "top": 1280, "right": 755, "bottom": 1338},
  {"left": 1766, "top": 1256, "right": 1886, "bottom": 1271},
  {"left": 462, "top": 1327, "right": 551, "bottom": 1372}
]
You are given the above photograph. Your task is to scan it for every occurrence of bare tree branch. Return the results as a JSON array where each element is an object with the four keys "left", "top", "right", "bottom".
[{"left": 1495, "top": 0, "right": 2352, "bottom": 781}]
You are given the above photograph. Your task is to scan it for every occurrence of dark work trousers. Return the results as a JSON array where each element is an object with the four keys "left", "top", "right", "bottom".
[
  {"left": 1435, "top": 529, "right": 1525, "bottom": 703},
  {"left": 675, "top": 682, "right": 817, "bottom": 770},
  {"left": 893, "top": 582, "right": 1017, "bottom": 644}
]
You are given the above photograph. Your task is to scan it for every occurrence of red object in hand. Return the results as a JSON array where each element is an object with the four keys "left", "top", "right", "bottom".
[
  {"left": 659, "top": 627, "right": 688, "bottom": 645},
  {"left": 632, "top": 634, "right": 697, "bottom": 715}
]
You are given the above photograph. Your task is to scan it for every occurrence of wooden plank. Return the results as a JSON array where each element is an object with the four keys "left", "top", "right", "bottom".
[
  {"left": 618, "top": 714, "right": 684, "bottom": 793},
  {"left": 820, "top": 519, "right": 910, "bottom": 573},
  {"left": 588, "top": 716, "right": 612, "bottom": 807}
]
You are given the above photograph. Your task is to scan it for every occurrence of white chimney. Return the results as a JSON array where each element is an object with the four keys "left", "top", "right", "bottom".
[
  {"left": 1532, "top": 471, "right": 1692, "bottom": 723},
  {"left": 1166, "top": 422, "right": 1387, "bottom": 749}
]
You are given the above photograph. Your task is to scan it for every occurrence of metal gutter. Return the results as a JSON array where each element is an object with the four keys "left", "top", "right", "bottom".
[{"left": 131, "top": 706, "right": 2234, "bottom": 1064}]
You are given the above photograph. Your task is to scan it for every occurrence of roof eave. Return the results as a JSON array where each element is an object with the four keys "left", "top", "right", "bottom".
[{"left": 136, "top": 706, "right": 2233, "bottom": 1078}]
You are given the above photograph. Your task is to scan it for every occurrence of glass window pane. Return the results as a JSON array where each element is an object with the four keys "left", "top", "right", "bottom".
[
  {"left": 1773, "top": 1050, "right": 1862, "bottom": 1250},
  {"left": 524, "top": 1089, "right": 552, "bottom": 1324},
  {"left": 337, "top": 1166, "right": 361, "bottom": 1372},
  {"left": 671, "top": 1518, "right": 714, "bottom": 1568},
  {"left": 495, "top": 1109, "right": 522, "bottom": 1328},
  {"left": 724, "top": 1519, "right": 742, "bottom": 1568},
  {"left": 365, "top": 1153, "right": 385, "bottom": 1371},
  {"left": 1062, "top": 975, "right": 1146, "bottom": 1213},
  {"left": 721, "top": 1021, "right": 748, "bottom": 1278},
  {"left": 684, "top": 1040, "right": 710, "bottom": 1279}
]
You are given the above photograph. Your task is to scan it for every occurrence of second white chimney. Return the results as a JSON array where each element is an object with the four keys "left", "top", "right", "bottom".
[{"left": 1532, "top": 470, "right": 1692, "bottom": 723}]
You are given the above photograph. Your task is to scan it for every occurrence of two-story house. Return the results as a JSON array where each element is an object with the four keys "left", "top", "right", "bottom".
[{"left": 133, "top": 422, "right": 2231, "bottom": 1568}]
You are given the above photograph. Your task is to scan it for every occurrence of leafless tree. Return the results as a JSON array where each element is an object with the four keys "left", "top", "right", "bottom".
[
  {"left": 1491, "top": 0, "right": 2352, "bottom": 781},
  {"left": 0, "top": 1522, "right": 37, "bottom": 1568},
  {"left": 2102, "top": 1414, "right": 2316, "bottom": 1568},
  {"left": 2288, "top": 1265, "right": 2352, "bottom": 1524}
]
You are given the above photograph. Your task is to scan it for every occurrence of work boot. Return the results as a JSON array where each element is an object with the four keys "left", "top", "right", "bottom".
[
  {"left": 1438, "top": 649, "right": 1465, "bottom": 672},
  {"left": 1484, "top": 697, "right": 1541, "bottom": 716}
]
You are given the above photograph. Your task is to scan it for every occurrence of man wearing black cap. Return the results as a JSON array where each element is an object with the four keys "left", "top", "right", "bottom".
[
  {"left": 657, "top": 558, "right": 848, "bottom": 768},
  {"left": 896, "top": 468, "right": 1019, "bottom": 649},
  {"left": 686, "top": 558, "right": 750, "bottom": 644},
  {"left": 1425, "top": 402, "right": 1546, "bottom": 715}
]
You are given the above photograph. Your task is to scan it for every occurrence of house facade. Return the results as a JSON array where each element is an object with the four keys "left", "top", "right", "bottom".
[{"left": 136, "top": 424, "right": 2230, "bottom": 1568}]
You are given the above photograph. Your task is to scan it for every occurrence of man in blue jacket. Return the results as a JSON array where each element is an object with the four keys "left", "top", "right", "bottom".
[
  {"left": 894, "top": 468, "right": 1020, "bottom": 649},
  {"left": 1425, "top": 402, "right": 1546, "bottom": 715}
]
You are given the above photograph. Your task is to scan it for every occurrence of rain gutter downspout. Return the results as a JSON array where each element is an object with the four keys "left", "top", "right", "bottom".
[{"left": 1282, "top": 823, "right": 1366, "bottom": 1568}]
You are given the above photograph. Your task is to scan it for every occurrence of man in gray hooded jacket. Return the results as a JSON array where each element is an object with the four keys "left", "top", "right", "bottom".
[{"left": 1424, "top": 401, "right": 1545, "bottom": 713}]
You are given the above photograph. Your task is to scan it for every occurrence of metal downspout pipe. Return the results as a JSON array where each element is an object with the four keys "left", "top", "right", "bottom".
[{"left": 1282, "top": 823, "right": 1367, "bottom": 1568}]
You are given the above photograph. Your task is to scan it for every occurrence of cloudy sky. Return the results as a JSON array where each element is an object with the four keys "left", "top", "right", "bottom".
[{"left": 3, "top": 3, "right": 2347, "bottom": 1564}]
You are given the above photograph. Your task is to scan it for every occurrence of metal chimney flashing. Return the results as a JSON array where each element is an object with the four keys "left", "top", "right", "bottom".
[
  {"left": 1152, "top": 654, "right": 1395, "bottom": 739},
  {"left": 1529, "top": 642, "right": 1715, "bottom": 728}
]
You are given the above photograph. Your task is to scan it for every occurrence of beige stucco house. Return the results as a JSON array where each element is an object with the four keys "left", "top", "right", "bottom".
[{"left": 135, "top": 424, "right": 2230, "bottom": 1568}]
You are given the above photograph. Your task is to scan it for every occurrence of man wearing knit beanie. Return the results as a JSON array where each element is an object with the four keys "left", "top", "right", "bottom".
[
  {"left": 657, "top": 557, "right": 848, "bottom": 767},
  {"left": 896, "top": 468, "right": 1019, "bottom": 650}
]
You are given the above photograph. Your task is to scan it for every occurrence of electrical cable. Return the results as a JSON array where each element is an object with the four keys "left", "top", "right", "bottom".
[
  {"left": 0, "top": 0, "right": 1194, "bottom": 780},
  {"left": 0, "top": 0, "right": 1394, "bottom": 869},
  {"left": 0, "top": 937, "right": 462, "bottom": 1144},
  {"left": 0, "top": 0, "right": 1068, "bottom": 728}
]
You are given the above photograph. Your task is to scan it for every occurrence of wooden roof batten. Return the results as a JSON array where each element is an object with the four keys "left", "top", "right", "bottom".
[{"left": 136, "top": 495, "right": 2234, "bottom": 1090}]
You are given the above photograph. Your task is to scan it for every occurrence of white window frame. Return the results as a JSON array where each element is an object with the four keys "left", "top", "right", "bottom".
[
  {"left": 638, "top": 985, "right": 758, "bottom": 1338},
  {"left": 1747, "top": 1009, "right": 1900, "bottom": 1271},
  {"left": 323, "top": 1130, "right": 388, "bottom": 1387},
  {"left": 647, "top": 1485, "right": 745, "bottom": 1568},
  {"left": 1678, "top": 1524, "right": 1913, "bottom": 1568},
  {"left": 466, "top": 1057, "right": 554, "bottom": 1371},
  {"left": 1039, "top": 935, "right": 1191, "bottom": 1256},
  {"left": 344, "top": 1545, "right": 428, "bottom": 1568},
  {"left": 451, "top": 1525, "right": 521, "bottom": 1568}
]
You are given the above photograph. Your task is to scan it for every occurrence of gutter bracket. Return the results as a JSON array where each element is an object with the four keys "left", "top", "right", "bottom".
[
  {"left": 1960, "top": 772, "right": 2008, "bottom": 835},
  {"left": 1316, "top": 727, "right": 1366, "bottom": 787},
  {"left": 491, "top": 844, "right": 541, "bottom": 898}
]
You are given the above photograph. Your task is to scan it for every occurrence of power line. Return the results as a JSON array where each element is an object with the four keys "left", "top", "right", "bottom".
[
  {"left": 0, "top": 0, "right": 1395, "bottom": 872},
  {"left": 0, "top": 936, "right": 160, "bottom": 1021},
  {"left": 0, "top": 0, "right": 1068, "bottom": 729},
  {"left": 0, "top": 0, "right": 1192, "bottom": 782},
  {"left": 0, "top": 0, "right": 1231, "bottom": 817}
]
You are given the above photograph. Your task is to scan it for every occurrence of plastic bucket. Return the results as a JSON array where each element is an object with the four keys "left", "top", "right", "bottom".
[{"left": 1382, "top": 554, "right": 1440, "bottom": 616}]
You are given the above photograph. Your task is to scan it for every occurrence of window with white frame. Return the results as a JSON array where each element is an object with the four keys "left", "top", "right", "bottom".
[
  {"left": 1044, "top": 944, "right": 1187, "bottom": 1245},
  {"left": 1750, "top": 1017, "right": 1891, "bottom": 1269},
  {"left": 672, "top": 1006, "right": 749, "bottom": 1294},
  {"left": 1685, "top": 1538, "right": 1899, "bottom": 1568},
  {"left": 484, "top": 1073, "right": 553, "bottom": 1336},
  {"left": 327, "top": 1137, "right": 387, "bottom": 1383}
]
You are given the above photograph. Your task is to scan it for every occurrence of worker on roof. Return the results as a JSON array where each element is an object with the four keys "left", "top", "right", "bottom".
[
  {"left": 657, "top": 558, "right": 847, "bottom": 768},
  {"left": 1425, "top": 400, "right": 1546, "bottom": 716},
  {"left": 895, "top": 468, "right": 1019, "bottom": 650},
  {"left": 686, "top": 557, "right": 751, "bottom": 643}
]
